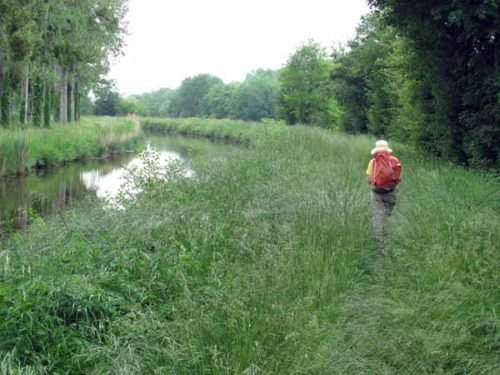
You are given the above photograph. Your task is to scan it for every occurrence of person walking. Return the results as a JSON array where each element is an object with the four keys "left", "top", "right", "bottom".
[{"left": 366, "top": 140, "right": 402, "bottom": 255}]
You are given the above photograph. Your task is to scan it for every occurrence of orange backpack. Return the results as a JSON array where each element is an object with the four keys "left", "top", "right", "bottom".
[{"left": 372, "top": 153, "right": 401, "bottom": 192}]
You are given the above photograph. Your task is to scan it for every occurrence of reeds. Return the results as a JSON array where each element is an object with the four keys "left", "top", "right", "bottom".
[
  {"left": 142, "top": 117, "right": 286, "bottom": 144},
  {"left": 0, "top": 132, "right": 29, "bottom": 176},
  {"left": 0, "top": 117, "right": 140, "bottom": 176}
]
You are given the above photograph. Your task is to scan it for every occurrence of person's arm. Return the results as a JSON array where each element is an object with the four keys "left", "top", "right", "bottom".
[{"left": 366, "top": 159, "right": 374, "bottom": 184}]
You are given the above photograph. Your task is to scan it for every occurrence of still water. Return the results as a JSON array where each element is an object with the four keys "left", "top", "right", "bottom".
[{"left": 0, "top": 134, "right": 229, "bottom": 234}]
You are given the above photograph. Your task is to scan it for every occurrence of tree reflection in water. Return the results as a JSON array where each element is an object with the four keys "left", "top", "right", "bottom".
[{"left": 0, "top": 134, "right": 230, "bottom": 236}]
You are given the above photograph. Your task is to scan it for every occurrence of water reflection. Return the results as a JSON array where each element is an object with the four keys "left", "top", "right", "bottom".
[
  {"left": 81, "top": 149, "right": 183, "bottom": 201},
  {"left": 0, "top": 134, "right": 229, "bottom": 235}
]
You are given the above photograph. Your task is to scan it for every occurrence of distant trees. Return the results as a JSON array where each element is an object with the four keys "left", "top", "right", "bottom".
[
  {"left": 93, "top": 80, "right": 120, "bottom": 116},
  {"left": 92, "top": 79, "right": 149, "bottom": 117},
  {"left": 278, "top": 41, "right": 340, "bottom": 127},
  {"left": 198, "top": 70, "right": 280, "bottom": 121},
  {"left": 88, "top": 1, "right": 495, "bottom": 169},
  {"left": 170, "top": 74, "right": 223, "bottom": 118},
  {"left": 0, "top": 0, "right": 127, "bottom": 128},
  {"left": 201, "top": 83, "right": 239, "bottom": 119},
  {"left": 135, "top": 70, "right": 280, "bottom": 122},
  {"left": 235, "top": 69, "right": 279, "bottom": 121},
  {"left": 136, "top": 88, "right": 175, "bottom": 117}
]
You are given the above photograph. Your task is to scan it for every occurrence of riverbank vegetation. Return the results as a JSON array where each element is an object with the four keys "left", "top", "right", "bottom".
[
  {"left": 0, "top": 117, "right": 140, "bottom": 176},
  {"left": 117, "top": 2, "right": 498, "bottom": 170},
  {"left": 0, "top": 119, "right": 497, "bottom": 373},
  {"left": 142, "top": 117, "right": 286, "bottom": 144},
  {"left": 0, "top": 0, "right": 127, "bottom": 128},
  {"left": 0, "top": 0, "right": 497, "bottom": 372}
]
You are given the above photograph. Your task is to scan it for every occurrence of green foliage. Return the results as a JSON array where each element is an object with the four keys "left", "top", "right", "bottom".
[
  {"left": 368, "top": 0, "right": 500, "bottom": 168},
  {"left": 0, "top": 277, "right": 119, "bottom": 368},
  {"left": 32, "top": 77, "right": 44, "bottom": 127},
  {"left": 171, "top": 74, "right": 223, "bottom": 118},
  {"left": 0, "top": 132, "right": 29, "bottom": 176},
  {"left": 93, "top": 80, "right": 120, "bottom": 116},
  {"left": 43, "top": 85, "right": 51, "bottom": 127},
  {"left": 323, "top": 158, "right": 499, "bottom": 374},
  {"left": 0, "top": 122, "right": 497, "bottom": 372},
  {"left": 130, "top": 88, "right": 176, "bottom": 117},
  {"left": 0, "top": 73, "right": 12, "bottom": 128},
  {"left": 331, "top": 7, "right": 499, "bottom": 170},
  {"left": 0, "top": 0, "right": 128, "bottom": 127},
  {"left": 142, "top": 117, "right": 286, "bottom": 144},
  {"left": 0, "top": 116, "right": 140, "bottom": 176},
  {"left": 201, "top": 83, "right": 240, "bottom": 119},
  {"left": 234, "top": 69, "right": 279, "bottom": 121},
  {"left": 199, "top": 70, "right": 279, "bottom": 121},
  {"left": 116, "top": 97, "right": 149, "bottom": 117},
  {"left": 331, "top": 14, "right": 398, "bottom": 135},
  {"left": 278, "top": 40, "right": 339, "bottom": 127},
  {"left": 135, "top": 70, "right": 279, "bottom": 123},
  {"left": 79, "top": 93, "right": 94, "bottom": 116}
]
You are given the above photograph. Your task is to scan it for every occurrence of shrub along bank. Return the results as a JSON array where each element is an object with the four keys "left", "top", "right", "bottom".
[
  {"left": 0, "top": 117, "right": 140, "bottom": 177},
  {"left": 0, "top": 119, "right": 498, "bottom": 373}
]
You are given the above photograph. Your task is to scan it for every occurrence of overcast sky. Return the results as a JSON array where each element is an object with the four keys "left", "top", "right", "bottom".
[{"left": 108, "top": 0, "right": 371, "bottom": 95}]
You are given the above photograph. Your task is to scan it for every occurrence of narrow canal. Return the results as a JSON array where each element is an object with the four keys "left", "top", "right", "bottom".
[{"left": 0, "top": 133, "right": 230, "bottom": 235}]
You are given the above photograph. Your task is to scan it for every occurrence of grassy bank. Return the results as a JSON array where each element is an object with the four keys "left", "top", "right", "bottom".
[
  {"left": 0, "top": 119, "right": 498, "bottom": 373},
  {"left": 142, "top": 117, "right": 286, "bottom": 144},
  {"left": 0, "top": 117, "right": 140, "bottom": 177}
]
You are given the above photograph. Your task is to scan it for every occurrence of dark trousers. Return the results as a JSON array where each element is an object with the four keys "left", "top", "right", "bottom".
[{"left": 371, "top": 190, "right": 396, "bottom": 255}]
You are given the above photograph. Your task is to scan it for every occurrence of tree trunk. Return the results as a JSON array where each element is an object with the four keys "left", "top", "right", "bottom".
[
  {"left": 58, "top": 66, "right": 67, "bottom": 123},
  {"left": 53, "top": 66, "right": 59, "bottom": 122},
  {"left": 0, "top": 72, "right": 11, "bottom": 128},
  {"left": 24, "top": 64, "right": 29, "bottom": 125},
  {"left": 0, "top": 54, "right": 4, "bottom": 100},
  {"left": 32, "top": 77, "right": 44, "bottom": 127},
  {"left": 0, "top": 70, "right": 4, "bottom": 128},
  {"left": 44, "top": 84, "right": 51, "bottom": 127},
  {"left": 75, "top": 81, "right": 80, "bottom": 121},
  {"left": 69, "top": 75, "right": 75, "bottom": 122}
]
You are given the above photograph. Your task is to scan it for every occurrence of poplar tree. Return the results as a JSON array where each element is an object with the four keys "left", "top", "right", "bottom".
[{"left": 0, "top": 0, "right": 128, "bottom": 127}]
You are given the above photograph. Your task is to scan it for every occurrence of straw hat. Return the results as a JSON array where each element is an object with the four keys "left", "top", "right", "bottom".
[{"left": 371, "top": 140, "right": 393, "bottom": 155}]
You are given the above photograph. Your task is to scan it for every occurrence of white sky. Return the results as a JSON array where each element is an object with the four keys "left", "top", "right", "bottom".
[{"left": 108, "top": 0, "right": 370, "bottom": 95}]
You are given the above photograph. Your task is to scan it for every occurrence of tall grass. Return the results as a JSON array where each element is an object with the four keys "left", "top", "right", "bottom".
[
  {"left": 0, "top": 116, "right": 140, "bottom": 176},
  {"left": 142, "top": 117, "right": 286, "bottom": 144},
  {"left": 321, "top": 157, "right": 500, "bottom": 374},
  {"left": 0, "top": 119, "right": 497, "bottom": 373},
  {"left": 0, "top": 133, "right": 29, "bottom": 176}
]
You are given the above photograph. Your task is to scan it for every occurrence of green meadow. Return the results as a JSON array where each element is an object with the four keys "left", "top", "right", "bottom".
[{"left": 0, "top": 118, "right": 498, "bottom": 374}]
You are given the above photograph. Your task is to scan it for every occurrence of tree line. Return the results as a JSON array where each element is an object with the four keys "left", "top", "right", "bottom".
[
  {"left": 96, "top": 41, "right": 339, "bottom": 126},
  {"left": 105, "top": 2, "right": 497, "bottom": 168},
  {"left": 5, "top": 0, "right": 493, "bottom": 169},
  {"left": 336, "top": 1, "right": 499, "bottom": 169},
  {"left": 94, "top": 69, "right": 280, "bottom": 123},
  {"left": 0, "top": 0, "right": 127, "bottom": 128}
]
